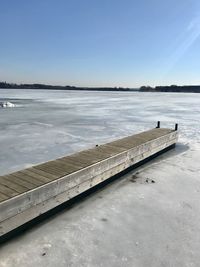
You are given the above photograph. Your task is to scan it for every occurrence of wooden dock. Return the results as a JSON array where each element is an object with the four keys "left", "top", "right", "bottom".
[{"left": 0, "top": 124, "right": 178, "bottom": 237}]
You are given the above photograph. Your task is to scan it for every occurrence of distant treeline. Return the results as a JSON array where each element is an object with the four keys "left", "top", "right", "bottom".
[
  {"left": 140, "top": 85, "right": 200, "bottom": 93},
  {"left": 0, "top": 82, "right": 134, "bottom": 92},
  {"left": 2, "top": 82, "right": 200, "bottom": 93}
]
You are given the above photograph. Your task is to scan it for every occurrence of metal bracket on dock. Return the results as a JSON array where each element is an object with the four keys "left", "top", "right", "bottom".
[
  {"left": 156, "top": 121, "right": 160, "bottom": 128},
  {"left": 156, "top": 121, "right": 178, "bottom": 132}
]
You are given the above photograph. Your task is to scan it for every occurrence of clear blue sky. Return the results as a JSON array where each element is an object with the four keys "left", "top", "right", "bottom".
[{"left": 1, "top": 0, "right": 200, "bottom": 87}]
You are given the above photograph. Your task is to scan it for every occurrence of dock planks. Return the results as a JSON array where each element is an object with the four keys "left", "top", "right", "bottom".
[{"left": 0, "top": 127, "right": 178, "bottom": 236}]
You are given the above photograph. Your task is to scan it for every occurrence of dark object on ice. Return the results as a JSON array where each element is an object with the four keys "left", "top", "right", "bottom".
[
  {"left": 146, "top": 178, "right": 155, "bottom": 183},
  {"left": 130, "top": 175, "right": 138, "bottom": 183}
]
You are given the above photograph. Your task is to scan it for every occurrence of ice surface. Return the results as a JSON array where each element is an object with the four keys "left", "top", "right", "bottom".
[
  {"left": 0, "top": 89, "right": 200, "bottom": 267},
  {"left": 0, "top": 89, "right": 199, "bottom": 175}
]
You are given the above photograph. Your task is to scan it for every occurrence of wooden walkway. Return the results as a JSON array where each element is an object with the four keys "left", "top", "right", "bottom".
[{"left": 0, "top": 126, "right": 178, "bottom": 236}]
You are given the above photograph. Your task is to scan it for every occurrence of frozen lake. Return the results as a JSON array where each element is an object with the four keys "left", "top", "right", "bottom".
[
  {"left": 0, "top": 89, "right": 200, "bottom": 267},
  {"left": 0, "top": 89, "right": 200, "bottom": 175}
]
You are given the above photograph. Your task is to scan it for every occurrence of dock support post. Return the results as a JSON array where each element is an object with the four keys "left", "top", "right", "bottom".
[
  {"left": 175, "top": 123, "right": 178, "bottom": 131},
  {"left": 156, "top": 121, "right": 160, "bottom": 128}
]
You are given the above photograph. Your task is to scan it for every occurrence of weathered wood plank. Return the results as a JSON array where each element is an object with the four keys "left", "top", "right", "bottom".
[
  {"left": 34, "top": 164, "right": 68, "bottom": 177},
  {"left": 12, "top": 172, "right": 44, "bottom": 187},
  {"left": 55, "top": 159, "right": 85, "bottom": 170},
  {"left": 29, "top": 167, "right": 57, "bottom": 180},
  {"left": 58, "top": 157, "right": 89, "bottom": 168},
  {"left": 0, "top": 176, "right": 27, "bottom": 193},
  {"left": 0, "top": 184, "right": 19, "bottom": 198},
  {"left": 21, "top": 170, "right": 51, "bottom": 184},
  {"left": 0, "top": 192, "right": 9, "bottom": 202},
  {"left": 4, "top": 174, "right": 37, "bottom": 190},
  {"left": 61, "top": 153, "right": 101, "bottom": 166}
]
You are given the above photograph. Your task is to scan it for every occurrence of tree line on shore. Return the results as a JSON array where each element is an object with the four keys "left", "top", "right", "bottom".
[
  {"left": 0, "top": 82, "right": 133, "bottom": 91},
  {"left": 1, "top": 82, "right": 200, "bottom": 93},
  {"left": 140, "top": 85, "right": 200, "bottom": 93}
]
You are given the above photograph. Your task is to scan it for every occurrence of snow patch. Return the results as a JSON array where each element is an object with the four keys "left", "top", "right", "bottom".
[{"left": 0, "top": 101, "right": 16, "bottom": 108}]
